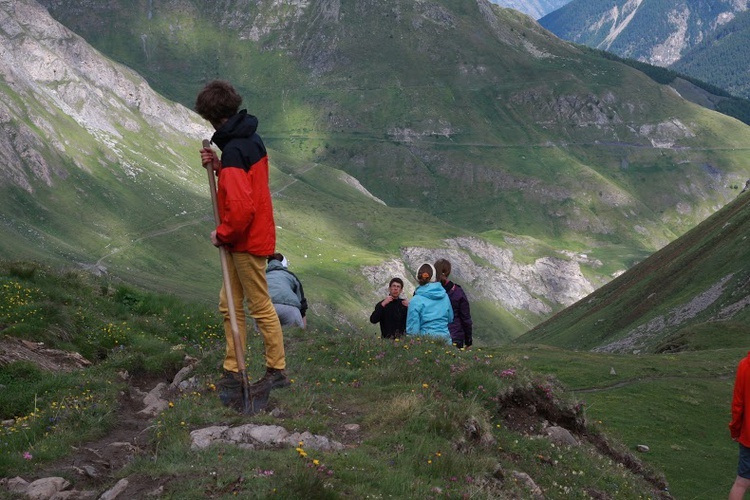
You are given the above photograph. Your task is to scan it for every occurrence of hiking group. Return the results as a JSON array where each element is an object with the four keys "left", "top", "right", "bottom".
[
  {"left": 369, "top": 259, "right": 473, "bottom": 349},
  {"left": 195, "top": 79, "right": 472, "bottom": 414}
]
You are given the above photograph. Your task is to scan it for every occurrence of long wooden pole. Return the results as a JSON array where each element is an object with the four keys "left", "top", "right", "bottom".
[{"left": 203, "top": 139, "right": 251, "bottom": 414}]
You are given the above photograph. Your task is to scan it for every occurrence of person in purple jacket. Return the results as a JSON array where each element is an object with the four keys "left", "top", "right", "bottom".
[{"left": 434, "top": 259, "right": 473, "bottom": 349}]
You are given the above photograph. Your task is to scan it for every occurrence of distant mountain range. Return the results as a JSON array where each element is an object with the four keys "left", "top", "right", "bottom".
[
  {"left": 672, "top": 8, "right": 750, "bottom": 100},
  {"left": 4, "top": 0, "right": 750, "bottom": 344},
  {"left": 489, "top": 0, "right": 571, "bottom": 19},
  {"left": 540, "top": 0, "right": 750, "bottom": 99}
]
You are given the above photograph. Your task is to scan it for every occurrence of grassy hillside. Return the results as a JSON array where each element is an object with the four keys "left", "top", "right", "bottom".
[
  {"left": 0, "top": 260, "right": 743, "bottom": 498},
  {"left": 5, "top": 0, "right": 750, "bottom": 345},
  {"left": 588, "top": 47, "right": 750, "bottom": 126},
  {"left": 518, "top": 189, "right": 750, "bottom": 352},
  {"left": 39, "top": 0, "right": 750, "bottom": 260},
  {"left": 5, "top": 0, "right": 691, "bottom": 346}
]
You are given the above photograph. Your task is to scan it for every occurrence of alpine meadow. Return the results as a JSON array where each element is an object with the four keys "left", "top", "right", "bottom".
[{"left": 1, "top": 0, "right": 749, "bottom": 498}]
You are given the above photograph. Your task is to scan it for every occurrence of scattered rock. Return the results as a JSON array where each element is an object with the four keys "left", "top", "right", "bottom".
[
  {"left": 146, "top": 485, "right": 164, "bottom": 497},
  {"left": 189, "top": 424, "right": 344, "bottom": 452},
  {"left": 288, "top": 431, "right": 345, "bottom": 452},
  {"left": 139, "top": 382, "right": 169, "bottom": 416},
  {"left": 170, "top": 365, "right": 193, "bottom": 389},
  {"left": 6, "top": 476, "right": 29, "bottom": 494},
  {"left": 25, "top": 477, "right": 70, "bottom": 500},
  {"left": 610, "top": 367, "right": 616, "bottom": 375},
  {"left": 511, "top": 471, "right": 543, "bottom": 499},
  {"left": 99, "top": 478, "right": 129, "bottom": 500},
  {"left": 72, "top": 465, "right": 99, "bottom": 478},
  {"left": 343, "top": 424, "right": 361, "bottom": 432},
  {"left": 637, "top": 444, "right": 650, "bottom": 453},
  {"left": 0, "top": 336, "right": 91, "bottom": 372},
  {"left": 190, "top": 426, "right": 229, "bottom": 450},
  {"left": 545, "top": 425, "right": 579, "bottom": 446}
]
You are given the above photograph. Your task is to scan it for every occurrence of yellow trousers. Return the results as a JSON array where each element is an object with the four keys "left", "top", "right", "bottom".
[{"left": 219, "top": 252, "right": 285, "bottom": 372}]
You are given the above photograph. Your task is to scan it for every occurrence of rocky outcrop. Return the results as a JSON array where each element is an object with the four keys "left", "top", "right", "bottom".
[
  {"left": 190, "top": 424, "right": 345, "bottom": 452},
  {"left": 364, "top": 236, "right": 596, "bottom": 324},
  {"left": 0, "top": 0, "right": 209, "bottom": 192}
]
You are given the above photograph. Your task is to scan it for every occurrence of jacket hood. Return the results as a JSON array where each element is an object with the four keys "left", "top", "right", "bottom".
[
  {"left": 266, "top": 259, "right": 287, "bottom": 272},
  {"left": 415, "top": 282, "right": 447, "bottom": 301},
  {"left": 211, "top": 110, "right": 259, "bottom": 149}
]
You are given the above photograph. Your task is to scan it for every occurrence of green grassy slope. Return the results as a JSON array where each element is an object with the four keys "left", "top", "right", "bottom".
[
  {"left": 517, "top": 189, "right": 750, "bottom": 352},
  {"left": 2, "top": 260, "right": 741, "bottom": 498},
  {"left": 7, "top": 0, "right": 750, "bottom": 345},
  {"left": 505, "top": 344, "right": 743, "bottom": 499},
  {"left": 0, "top": 0, "right": 650, "bottom": 347},
  {"left": 39, "top": 0, "right": 750, "bottom": 260},
  {"left": 0, "top": 76, "right": 218, "bottom": 299}
]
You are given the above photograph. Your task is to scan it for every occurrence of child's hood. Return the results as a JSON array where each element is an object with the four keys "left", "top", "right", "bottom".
[{"left": 415, "top": 282, "right": 448, "bottom": 301}]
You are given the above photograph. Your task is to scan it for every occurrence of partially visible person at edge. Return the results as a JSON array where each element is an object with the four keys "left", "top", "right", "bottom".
[
  {"left": 405, "top": 263, "right": 453, "bottom": 342},
  {"left": 369, "top": 277, "right": 409, "bottom": 338},
  {"left": 434, "top": 258, "right": 473, "bottom": 350},
  {"left": 266, "top": 253, "right": 307, "bottom": 329},
  {"left": 195, "top": 80, "right": 289, "bottom": 409},
  {"left": 729, "top": 351, "right": 750, "bottom": 500}
]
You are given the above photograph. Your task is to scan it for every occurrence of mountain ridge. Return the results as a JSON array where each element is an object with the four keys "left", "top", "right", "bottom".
[
  {"left": 540, "top": 0, "right": 750, "bottom": 99},
  {"left": 489, "top": 0, "right": 571, "bottom": 19},
  {"left": 4, "top": 0, "right": 750, "bottom": 341}
]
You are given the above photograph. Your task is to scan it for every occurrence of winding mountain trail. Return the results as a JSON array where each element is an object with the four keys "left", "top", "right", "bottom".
[
  {"left": 95, "top": 216, "right": 210, "bottom": 267},
  {"left": 272, "top": 162, "right": 320, "bottom": 196}
]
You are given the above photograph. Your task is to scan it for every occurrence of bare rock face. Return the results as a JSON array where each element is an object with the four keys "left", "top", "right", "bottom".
[
  {"left": 361, "top": 258, "right": 416, "bottom": 298},
  {"left": 363, "top": 236, "right": 596, "bottom": 322},
  {"left": 0, "top": 0, "right": 210, "bottom": 192}
]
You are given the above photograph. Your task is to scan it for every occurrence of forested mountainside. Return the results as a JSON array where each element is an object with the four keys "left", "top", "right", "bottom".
[{"left": 540, "top": 0, "right": 750, "bottom": 99}]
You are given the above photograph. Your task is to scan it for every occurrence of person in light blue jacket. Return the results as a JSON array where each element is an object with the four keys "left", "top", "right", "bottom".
[
  {"left": 406, "top": 262, "right": 453, "bottom": 342},
  {"left": 266, "top": 253, "right": 307, "bottom": 329}
]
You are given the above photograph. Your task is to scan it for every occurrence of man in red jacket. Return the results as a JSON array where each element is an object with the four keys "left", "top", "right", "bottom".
[
  {"left": 730, "top": 352, "right": 750, "bottom": 499},
  {"left": 195, "top": 80, "right": 289, "bottom": 409}
]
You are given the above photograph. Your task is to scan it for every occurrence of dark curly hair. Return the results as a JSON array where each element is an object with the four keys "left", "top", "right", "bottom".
[{"left": 195, "top": 80, "right": 243, "bottom": 126}]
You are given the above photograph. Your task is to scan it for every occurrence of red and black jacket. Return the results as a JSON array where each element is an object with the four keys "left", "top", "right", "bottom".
[
  {"left": 210, "top": 110, "right": 275, "bottom": 256},
  {"left": 731, "top": 352, "right": 750, "bottom": 447}
]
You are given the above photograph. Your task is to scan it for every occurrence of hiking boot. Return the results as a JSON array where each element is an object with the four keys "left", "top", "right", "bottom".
[
  {"left": 217, "top": 370, "right": 272, "bottom": 414},
  {"left": 217, "top": 370, "right": 244, "bottom": 409},
  {"left": 249, "top": 367, "right": 290, "bottom": 394}
]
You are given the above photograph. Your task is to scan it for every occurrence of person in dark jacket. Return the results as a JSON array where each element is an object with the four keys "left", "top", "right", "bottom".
[
  {"left": 434, "top": 259, "right": 473, "bottom": 349},
  {"left": 370, "top": 277, "right": 409, "bottom": 338},
  {"left": 266, "top": 253, "right": 307, "bottom": 329},
  {"left": 196, "top": 80, "right": 288, "bottom": 409}
]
